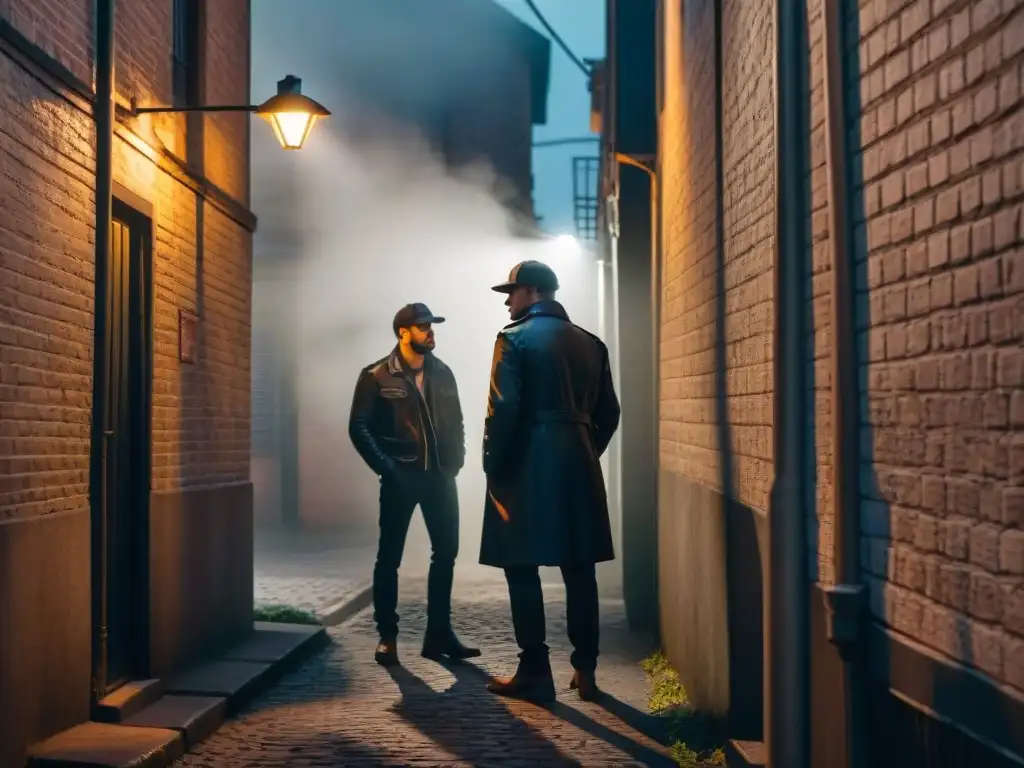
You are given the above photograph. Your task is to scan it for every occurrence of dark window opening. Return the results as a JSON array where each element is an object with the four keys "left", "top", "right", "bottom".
[{"left": 172, "top": 0, "right": 201, "bottom": 107}]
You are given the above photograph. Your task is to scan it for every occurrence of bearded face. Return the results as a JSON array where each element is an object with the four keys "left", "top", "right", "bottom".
[{"left": 401, "top": 323, "right": 435, "bottom": 353}]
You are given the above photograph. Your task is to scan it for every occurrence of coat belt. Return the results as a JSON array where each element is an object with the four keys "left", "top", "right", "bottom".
[{"left": 532, "top": 409, "right": 591, "bottom": 426}]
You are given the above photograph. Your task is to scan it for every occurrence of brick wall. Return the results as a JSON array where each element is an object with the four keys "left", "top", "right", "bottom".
[
  {"left": 202, "top": 0, "right": 249, "bottom": 205},
  {"left": 654, "top": 0, "right": 1024, "bottom": 750},
  {"left": 0, "top": 51, "right": 96, "bottom": 521},
  {"left": 658, "top": 0, "right": 729, "bottom": 715},
  {"left": 719, "top": 0, "right": 776, "bottom": 513},
  {"left": 0, "top": 0, "right": 253, "bottom": 519},
  {"left": 660, "top": 0, "right": 720, "bottom": 491},
  {"left": 805, "top": 0, "right": 837, "bottom": 584},
  {"left": 659, "top": 0, "right": 776, "bottom": 513},
  {"left": 853, "top": 0, "right": 1024, "bottom": 695},
  {"left": 657, "top": 0, "right": 777, "bottom": 725},
  {"left": 0, "top": 0, "right": 93, "bottom": 84}
]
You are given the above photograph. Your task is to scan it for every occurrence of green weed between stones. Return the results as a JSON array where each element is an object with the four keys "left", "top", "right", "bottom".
[
  {"left": 640, "top": 651, "right": 725, "bottom": 767},
  {"left": 254, "top": 603, "right": 322, "bottom": 625}
]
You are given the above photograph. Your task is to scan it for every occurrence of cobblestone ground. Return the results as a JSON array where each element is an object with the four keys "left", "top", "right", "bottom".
[
  {"left": 253, "top": 529, "right": 385, "bottom": 613},
  {"left": 179, "top": 564, "right": 676, "bottom": 767}
]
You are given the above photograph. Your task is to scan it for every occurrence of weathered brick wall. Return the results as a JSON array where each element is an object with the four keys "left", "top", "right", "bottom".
[
  {"left": 202, "top": 0, "right": 249, "bottom": 205},
  {"left": 660, "top": 0, "right": 720, "bottom": 489},
  {"left": 719, "top": 0, "right": 776, "bottom": 513},
  {"left": 0, "top": 52, "right": 96, "bottom": 521},
  {"left": 657, "top": 0, "right": 776, "bottom": 722},
  {"left": 659, "top": 0, "right": 778, "bottom": 514},
  {"left": 142, "top": 190, "right": 251, "bottom": 492},
  {"left": 115, "top": 0, "right": 253, "bottom": 491},
  {"left": 805, "top": 0, "right": 836, "bottom": 584},
  {"left": 657, "top": 0, "right": 731, "bottom": 717},
  {"left": 854, "top": 0, "right": 1024, "bottom": 694},
  {"left": 0, "top": 0, "right": 94, "bottom": 83},
  {"left": 0, "top": 0, "right": 252, "bottom": 518}
]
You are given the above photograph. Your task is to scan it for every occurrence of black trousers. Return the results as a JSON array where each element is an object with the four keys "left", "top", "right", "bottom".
[
  {"left": 504, "top": 563, "right": 600, "bottom": 673},
  {"left": 373, "top": 469, "right": 459, "bottom": 641}
]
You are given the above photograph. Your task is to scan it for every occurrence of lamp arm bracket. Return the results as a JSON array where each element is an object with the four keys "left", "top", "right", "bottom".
[{"left": 130, "top": 96, "right": 257, "bottom": 115}]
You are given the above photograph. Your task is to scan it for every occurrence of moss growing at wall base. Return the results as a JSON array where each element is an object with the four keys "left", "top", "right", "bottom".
[{"left": 641, "top": 651, "right": 725, "bottom": 767}]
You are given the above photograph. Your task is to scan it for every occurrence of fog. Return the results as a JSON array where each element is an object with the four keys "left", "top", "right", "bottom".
[
  {"left": 250, "top": 0, "right": 604, "bottom": 575},
  {"left": 293, "top": 122, "right": 598, "bottom": 557}
]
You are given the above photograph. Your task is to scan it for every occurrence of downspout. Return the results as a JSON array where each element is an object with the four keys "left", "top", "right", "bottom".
[
  {"left": 767, "top": 0, "right": 809, "bottom": 765},
  {"left": 609, "top": 202, "right": 623, "bottom": 405},
  {"left": 820, "top": 2, "right": 868, "bottom": 767},
  {"left": 605, "top": 190, "right": 623, "bottom": 541},
  {"left": 602, "top": 0, "right": 622, "bottom": 548},
  {"left": 613, "top": 152, "right": 659, "bottom": 491},
  {"left": 90, "top": 0, "right": 116, "bottom": 704}
]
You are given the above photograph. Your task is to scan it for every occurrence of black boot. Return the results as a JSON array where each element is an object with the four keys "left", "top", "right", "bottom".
[
  {"left": 569, "top": 669, "right": 599, "bottom": 701},
  {"left": 487, "top": 656, "right": 556, "bottom": 703},
  {"left": 421, "top": 632, "right": 481, "bottom": 661},
  {"left": 374, "top": 638, "right": 399, "bottom": 667}
]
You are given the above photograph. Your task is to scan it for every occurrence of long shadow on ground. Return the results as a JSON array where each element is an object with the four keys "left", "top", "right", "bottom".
[{"left": 388, "top": 660, "right": 676, "bottom": 767}]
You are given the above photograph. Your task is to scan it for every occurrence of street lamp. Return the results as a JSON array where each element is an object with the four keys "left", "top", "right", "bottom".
[
  {"left": 132, "top": 74, "right": 331, "bottom": 151},
  {"left": 255, "top": 76, "right": 330, "bottom": 150}
]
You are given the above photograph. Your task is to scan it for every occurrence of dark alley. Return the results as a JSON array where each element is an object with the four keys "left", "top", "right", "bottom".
[{"left": 1, "top": 0, "right": 1022, "bottom": 767}]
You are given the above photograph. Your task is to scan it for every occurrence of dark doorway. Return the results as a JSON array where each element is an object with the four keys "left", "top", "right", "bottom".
[{"left": 97, "top": 199, "right": 154, "bottom": 695}]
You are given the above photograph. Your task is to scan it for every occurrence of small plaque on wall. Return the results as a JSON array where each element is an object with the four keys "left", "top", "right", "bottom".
[{"left": 179, "top": 310, "right": 198, "bottom": 364}]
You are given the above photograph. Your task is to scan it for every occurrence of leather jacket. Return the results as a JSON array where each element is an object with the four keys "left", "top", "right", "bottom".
[{"left": 348, "top": 346, "right": 465, "bottom": 476}]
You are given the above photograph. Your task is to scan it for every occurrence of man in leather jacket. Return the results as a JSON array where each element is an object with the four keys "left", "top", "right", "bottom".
[
  {"left": 348, "top": 302, "right": 479, "bottom": 666},
  {"left": 480, "top": 261, "right": 621, "bottom": 703}
]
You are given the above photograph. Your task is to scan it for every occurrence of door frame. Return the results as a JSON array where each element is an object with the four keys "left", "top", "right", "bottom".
[{"left": 90, "top": 185, "right": 155, "bottom": 706}]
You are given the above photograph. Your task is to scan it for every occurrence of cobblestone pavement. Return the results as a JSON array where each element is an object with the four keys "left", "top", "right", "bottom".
[
  {"left": 179, "top": 564, "right": 675, "bottom": 767},
  {"left": 253, "top": 528, "right": 383, "bottom": 612}
]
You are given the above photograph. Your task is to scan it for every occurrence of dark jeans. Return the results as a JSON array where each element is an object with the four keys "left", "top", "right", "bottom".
[
  {"left": 373, "top": 469, "right": 459, "bottom": 641},
  {"left": 504, "top": 563, "right": 600, "bottom": 674}
]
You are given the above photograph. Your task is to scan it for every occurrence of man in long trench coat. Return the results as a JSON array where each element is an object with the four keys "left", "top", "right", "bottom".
[{"left": 480, "top": 260, "right": 620, "bottom": 703}]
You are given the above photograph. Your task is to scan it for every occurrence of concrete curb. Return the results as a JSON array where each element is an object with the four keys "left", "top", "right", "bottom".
[{"left": 316, "top": 581, "right": 373, "bottom": 626}]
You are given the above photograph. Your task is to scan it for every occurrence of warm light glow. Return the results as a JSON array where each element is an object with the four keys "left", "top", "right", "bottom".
[
  {"left": 266, "top": 111, "right": 318, "bottom": 150},
  {"left": 254, "top": 75, "right": 330, "bottom": 151}
]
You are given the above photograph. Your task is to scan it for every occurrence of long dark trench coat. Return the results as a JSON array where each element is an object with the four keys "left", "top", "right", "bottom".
[{"left": 479, "top": 300, "right": 621, "bottom": 569}]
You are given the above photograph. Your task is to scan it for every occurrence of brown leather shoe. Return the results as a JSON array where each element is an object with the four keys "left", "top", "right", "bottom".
[
  {"left": 569, "top": 670, "right": 599, "bottom": 701},
  {"left": 374, "top": 639, "right": 399, "bottom": 667},
  {"left": 487, "top": 669, "right": 557, "bottom": 703}
]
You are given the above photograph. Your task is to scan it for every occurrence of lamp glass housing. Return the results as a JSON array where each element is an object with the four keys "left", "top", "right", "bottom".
[
  {"left": 255, "top": 75, "right": 330, "bottom": 150},
  {"left": 266, "top": 112, "right": 317, "bottom": 150}
]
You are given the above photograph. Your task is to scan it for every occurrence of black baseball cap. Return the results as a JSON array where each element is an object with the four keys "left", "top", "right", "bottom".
[
  {"left": 491, "top": 260, "right": 560, "bottom": 294},
  {"left": 393, "top": 303, "right": 445, "bottom": 336}
]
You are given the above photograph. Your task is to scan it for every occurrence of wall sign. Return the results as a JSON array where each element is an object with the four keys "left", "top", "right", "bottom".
[{"left": 179, "top": 309, "right": 198, "bottom": 364}]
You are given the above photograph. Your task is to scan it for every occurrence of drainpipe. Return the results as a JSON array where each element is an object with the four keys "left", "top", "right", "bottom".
[
  {"left": 90, "top": 0, "right": 116, "bottom": 704},
  {"left": 820, "top": 2, "right": 868, "bottom": 767},
  {"left": 766, "top": 0, "right": 809, "bottom": 765},
  {"left": 604, "top": 191, "right": 623, "bottom": 545},
  {"left": 613, "top": 153, "right": 659, "bottom": 536}
]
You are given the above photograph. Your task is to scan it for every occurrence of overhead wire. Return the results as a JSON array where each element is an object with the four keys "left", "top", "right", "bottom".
[
  {"left": 532, "top": 137, "right": 600, "bottom": 148},
  {"left": 521, "top": 0, "right": 592, "bottom": 77}
]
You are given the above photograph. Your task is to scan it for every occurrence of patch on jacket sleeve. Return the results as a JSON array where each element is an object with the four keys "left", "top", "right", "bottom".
[{"left": 380, "top": 387, "right": 408, "bottom": 399}]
